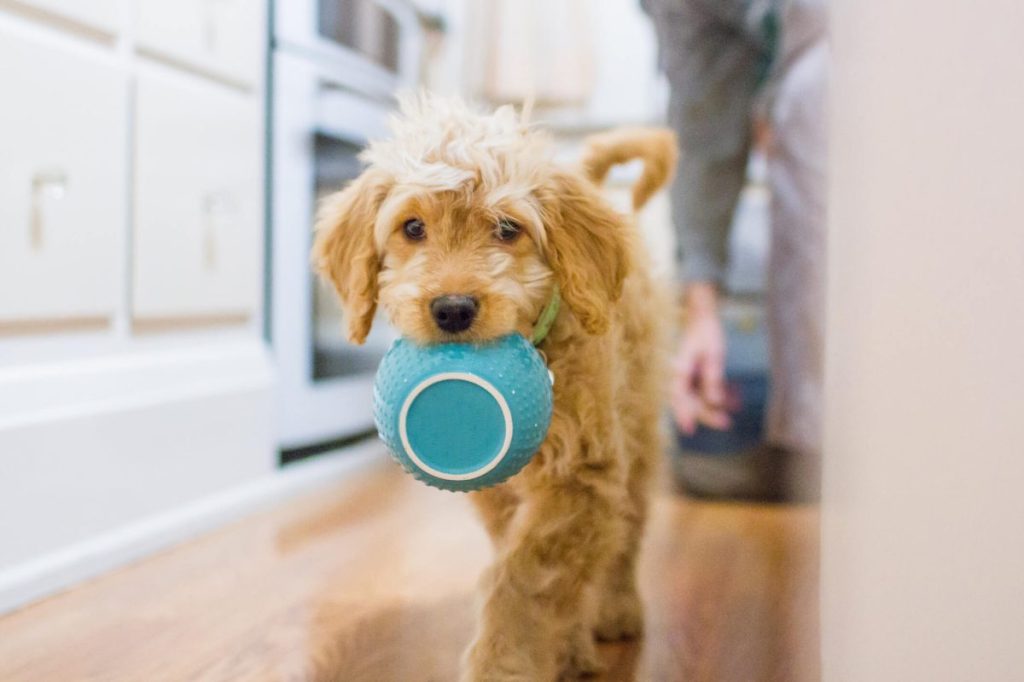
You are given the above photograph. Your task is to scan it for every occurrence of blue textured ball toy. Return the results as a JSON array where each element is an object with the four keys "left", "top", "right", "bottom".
[{"left": 373, "top": 334, "right": 553, "bottom": 492}]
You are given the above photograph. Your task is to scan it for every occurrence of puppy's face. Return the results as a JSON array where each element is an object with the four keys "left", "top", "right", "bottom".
[
  {"left": 375, "top": 188, "right": 552, "bottom": 344},
  {"left": 314, "top": 97, "right": 630, "bottom": 346}
]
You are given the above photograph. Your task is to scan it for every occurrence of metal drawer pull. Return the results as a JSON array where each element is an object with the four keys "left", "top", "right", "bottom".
[
  {"left": 203, "top": 0, "right": 230, "bottom": 52},
  {"left": 202, "top": 191, "right": 234, "bottom": 269},
  {"left": 30, "top": 170, "right": 69, "bottom": 250}
]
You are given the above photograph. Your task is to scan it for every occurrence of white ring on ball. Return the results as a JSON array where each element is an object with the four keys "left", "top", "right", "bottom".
[{"left": 398, "top": 372, "right": 514, "bottom": 481}]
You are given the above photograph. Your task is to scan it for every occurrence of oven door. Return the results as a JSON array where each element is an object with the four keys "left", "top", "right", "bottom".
[
  {"left": 271, "top": 51, "right": 396, "bottom": 451},
  {"left": 273, "top": 0, "right": 421, "bottom": 98}
]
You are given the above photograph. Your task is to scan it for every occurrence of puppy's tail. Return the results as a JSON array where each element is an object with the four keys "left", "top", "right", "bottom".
[{"left": 579, "top": 127, "right": 679, "bottom": 212}]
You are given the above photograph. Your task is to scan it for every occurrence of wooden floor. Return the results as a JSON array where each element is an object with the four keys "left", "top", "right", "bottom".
[{"left": 0, "top": 451, "right": 819, "bottom": 682}]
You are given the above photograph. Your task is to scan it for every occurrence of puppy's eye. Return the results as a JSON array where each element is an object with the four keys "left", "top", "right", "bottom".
[
  {"left": 494, "top": 218, "right": 522, "bottom": 242},
  {"left": 403, "top": 218, "right": 426, "bottom": 241}
]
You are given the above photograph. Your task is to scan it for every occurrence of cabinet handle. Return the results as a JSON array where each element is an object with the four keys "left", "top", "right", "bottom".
[
  {"left": 30, "top": 170, "right": 69, "bottom": 250},
  {"left": 202, "top": 0, "right": 229, "bottom": 52},
  {"left": 202, "top": 191, "right": 234, "bottom": 270}
]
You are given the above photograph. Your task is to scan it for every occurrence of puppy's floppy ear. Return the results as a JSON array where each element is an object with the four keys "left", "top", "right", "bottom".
[
  {"left": 539, "top": 170, "right": 630, "bottom": 336},
  {"left": 312, "top": 168, "right": 391, "bottom": 344}
]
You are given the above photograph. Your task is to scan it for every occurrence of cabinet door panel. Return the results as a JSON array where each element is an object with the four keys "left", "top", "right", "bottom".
[
  {"left": 0, "top": 31, "right": 126, "bottom": 327},
  {"left": 134, "top": 0, "right": 263, "bottom": 86},
  {"left": 133, "top": 67, "right": 261, "bottom": 323}
]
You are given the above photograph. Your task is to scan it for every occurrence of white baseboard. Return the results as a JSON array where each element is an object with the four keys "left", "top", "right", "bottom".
[
  {"left": 0, "top": 340, "right": 290, "bottom": 615},
  {"left": 0, "top": 440, "right": 385, "bottom": 615}
]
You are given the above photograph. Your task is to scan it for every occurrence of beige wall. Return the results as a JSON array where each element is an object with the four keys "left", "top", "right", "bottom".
[{"left": 823, "top": 1, "right": 1024, "bottom": 679}]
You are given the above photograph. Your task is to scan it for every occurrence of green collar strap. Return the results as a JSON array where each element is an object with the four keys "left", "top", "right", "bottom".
[{"left": 530, "top": 285, "right": 561, "bottom": 346}]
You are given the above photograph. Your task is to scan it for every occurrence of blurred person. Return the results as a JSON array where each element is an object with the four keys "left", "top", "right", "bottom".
[{"left": 643, "top": 0, "right": 828, "bottom": 501}]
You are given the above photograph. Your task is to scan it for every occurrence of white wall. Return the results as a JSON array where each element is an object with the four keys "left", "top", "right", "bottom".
[
  {"left": 581, "top": 0, "right": 665, "bottom": 126},
  {"left": 823, "top": 1, "right": 1024, "bottom": 679}
]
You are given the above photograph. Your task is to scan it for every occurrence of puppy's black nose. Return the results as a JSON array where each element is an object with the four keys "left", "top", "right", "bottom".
[{"left": 430, "top": 295, "right": 478, "bottom": 333}]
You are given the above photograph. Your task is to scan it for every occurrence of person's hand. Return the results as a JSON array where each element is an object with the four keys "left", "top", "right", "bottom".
[{"left": 672, "top": 282, "right": 731, "bottom": 435}]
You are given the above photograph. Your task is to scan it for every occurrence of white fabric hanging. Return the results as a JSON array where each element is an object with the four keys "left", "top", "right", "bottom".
[{"left": 482, "top": 0, "right": 595, "bottom": 106}]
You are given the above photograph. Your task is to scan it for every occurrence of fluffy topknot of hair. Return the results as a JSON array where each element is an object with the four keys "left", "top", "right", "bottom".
[{"left": 361, "top": 93, "right": 553, "bottom": 193}]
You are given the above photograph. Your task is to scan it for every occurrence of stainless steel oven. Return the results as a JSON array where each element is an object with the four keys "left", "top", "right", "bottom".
[
  {"left": 269, "top": 0, "right": 424, "bottom": 452},
  {"left": 274, "top": 0, "right": 423, "bottom": 98}
]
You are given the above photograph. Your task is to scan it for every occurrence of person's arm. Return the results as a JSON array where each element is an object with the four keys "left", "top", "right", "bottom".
[
  {"left": 664, "top": 4, "right": 765, "bottom": 285},
  {"left": 648, "top": 0, "right": 770, "bottom": 431}
]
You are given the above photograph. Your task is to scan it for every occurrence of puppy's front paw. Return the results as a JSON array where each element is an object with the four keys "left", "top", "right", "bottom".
[
  {"left": 594, "top": 589, "right": 644, "bottom": 641},
  {"left": 563, "top": 626, "right": 605, "bottom": 679},
  {"left": 460, "top": 640, "right": 543, "bottom": 682},
  {"left": 459, "top": 663, "right": 540, "bottom": 682}
]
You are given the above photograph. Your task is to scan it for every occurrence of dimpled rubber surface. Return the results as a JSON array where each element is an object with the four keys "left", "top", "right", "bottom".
[{"left": 373, "top": 334, "right": 553, "bottom": 492}]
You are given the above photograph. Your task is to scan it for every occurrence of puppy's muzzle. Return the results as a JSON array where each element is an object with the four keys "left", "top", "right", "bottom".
[{"left": 431, "top": 295, "right": 478, "bottom": 333}]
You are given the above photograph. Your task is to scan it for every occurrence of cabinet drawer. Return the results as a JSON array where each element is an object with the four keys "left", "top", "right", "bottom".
[
  {"left": 134, "top": 0, "right": 263, "bottom": 87},
  {"left": 133, "top": 67, "right": 262, "bottom": 324},
  {"left": 4, "top": 0, "right": 119, "bottom": 35},
  {"left": 0, "top": 31, "right": 126, "bottom": 328}
]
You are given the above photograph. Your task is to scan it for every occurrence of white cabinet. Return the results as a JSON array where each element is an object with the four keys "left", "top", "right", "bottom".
[
  {"left": 133, "top": 66, "right": 261, "bottom": 323},
  {"left": 0, "top": 30, "right": 126, "bottom": 327},
  {"left": 8, "top": 0, "right": 119, "bottom": 35},
  {"left": 0, "top": 0, "right": 275, "bottom": 617},
  {"left": 135, "top": 0, "right": 263, "bottom": 87}
]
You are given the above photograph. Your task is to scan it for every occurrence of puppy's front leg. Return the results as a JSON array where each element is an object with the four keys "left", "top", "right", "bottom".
[
  {"left": 461, "top": 483, "right": 624, "bottom": 682},
  {"left": 469, "top": 485, "right": 521, "bottom": 549}
]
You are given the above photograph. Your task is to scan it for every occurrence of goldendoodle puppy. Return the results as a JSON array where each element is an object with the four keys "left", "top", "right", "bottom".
[{"left": 314, "top": 95, "right": 676, "bottom": 681}]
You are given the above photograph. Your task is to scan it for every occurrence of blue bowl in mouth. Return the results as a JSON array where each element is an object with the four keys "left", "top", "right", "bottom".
[{"left": 373, "top": 334, "right": 553, "bottom": 492}]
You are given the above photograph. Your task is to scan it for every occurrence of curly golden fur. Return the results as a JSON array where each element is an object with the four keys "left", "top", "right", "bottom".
[{"left": 314, "top": 94, "right": 677, "bottom": 681}]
